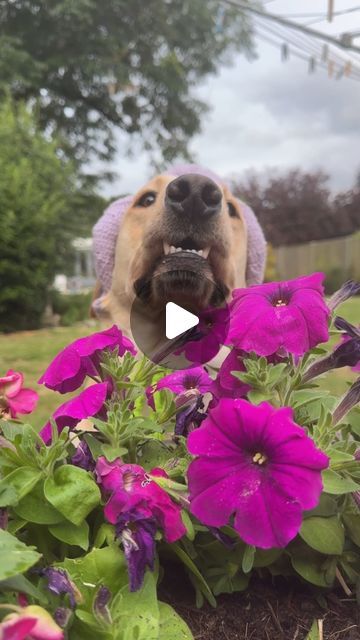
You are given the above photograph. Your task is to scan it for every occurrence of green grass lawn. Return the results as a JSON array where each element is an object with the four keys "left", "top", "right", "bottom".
[
  {"left": 0, "top": 322, "right": 100, "bottom": 428},
  {"left": 0, "top": 298, "right": 359, "bottom": 429}
]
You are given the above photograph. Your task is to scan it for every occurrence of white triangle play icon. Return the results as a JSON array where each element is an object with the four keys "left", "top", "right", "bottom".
[{"left": 165, "top": 302, "right": 199, "bottom": 340}]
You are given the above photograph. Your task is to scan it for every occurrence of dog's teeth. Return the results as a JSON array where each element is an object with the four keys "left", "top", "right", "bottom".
[
  {"left": 163, "top": 242, "right": 171, "bottom": 255},
  {"left": 197, "top": 250, "right": 203, "bottom": 256},
  {"left": 175, "top": 247, "right": 182, "bottom": 252},
  {"left": 202, "top": 247, "right": 210, "bottom": 258},
  {"left": 169, "top": 246, "right": 177, "bottom": 254}
]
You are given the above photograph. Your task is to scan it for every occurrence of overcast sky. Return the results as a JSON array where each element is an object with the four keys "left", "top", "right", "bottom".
[{"left": 99, "top": 0, "right": 360, "bottom": 197}]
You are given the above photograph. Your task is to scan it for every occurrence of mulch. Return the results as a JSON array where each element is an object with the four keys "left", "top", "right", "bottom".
[{"left": 160, "top": 568, "right": 360, "bottom": 640}]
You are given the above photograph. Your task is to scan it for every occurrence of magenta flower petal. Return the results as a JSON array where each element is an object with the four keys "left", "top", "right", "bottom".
[
  {"left": 211, "top": 349, "right": 250, "bottom": 401},
  {"left": 0, "top": 370, "right": 38, "bottom": 418},
  {"left": 38, "top": 325, "right": 136, "bottom": 393},
  {"left": 0, "top": 616, "right": 38, "bottom": 639},
  {"left": 7, "top": 388, "right": 39, "bottom": 418},
  {"left": 96, "top": 458, "right": 186, "bottom": 543},
  {"left": 187, "top": 399, "right": 329, "bottom": 548},
  {"left": 40, "top": 382, "right": 109, "bottom": 444},
  {"left": 147, "top": 366, "right": 213, "bottom": 408},
  {"left": 228, "top": 273, "right": 329, "bottom": 357}
]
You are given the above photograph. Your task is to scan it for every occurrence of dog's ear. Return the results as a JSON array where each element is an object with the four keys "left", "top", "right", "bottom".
[{"left": 240, "top": 200, "right": 267, "bottom": 285}]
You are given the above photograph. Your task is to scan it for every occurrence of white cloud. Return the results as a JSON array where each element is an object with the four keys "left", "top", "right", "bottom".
[{"left": 98, "top": 0, "right": 360, "bottom": 198}]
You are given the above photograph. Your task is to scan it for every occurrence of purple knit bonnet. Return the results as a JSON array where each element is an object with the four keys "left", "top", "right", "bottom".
[{"left": 92, "top": 164, "right": 266, "bottom": 314}]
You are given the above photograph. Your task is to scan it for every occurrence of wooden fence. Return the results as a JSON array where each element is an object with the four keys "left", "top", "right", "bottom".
[{"left": 272, "top": 233, "right": 360, "bottom": 283}]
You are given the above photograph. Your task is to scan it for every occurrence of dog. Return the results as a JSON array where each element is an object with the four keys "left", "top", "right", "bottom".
[{"left": 92, "top": 164, "right": 266, "bottom": 360}]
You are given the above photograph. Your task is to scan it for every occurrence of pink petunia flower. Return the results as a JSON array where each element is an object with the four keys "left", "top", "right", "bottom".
[
  {"left": 0, "top": 370, "right": 38, "bottom": 419},
  {"left": 0, "top": 605, "right": 63, "bottom": 639},
  {"left": 228, "top": 273, "right": 330, "bottom": 357},
  {"left": 38, "top": 325, "right": 136, "bottom": 394},
  {"left": 95, "top": 457, "right": 186, "bottom": 544},
  {"left": 146, "top": 366, "right": 212, "bottom": 409},
  {"left": 39, "top": 382, "right": 109, "bottom": 444},
  {"left": 187, "top": 399, "right": 329, "bottom": 549},
  {"left": 210, "top": 349, "right": 250, "bottom": 402}
]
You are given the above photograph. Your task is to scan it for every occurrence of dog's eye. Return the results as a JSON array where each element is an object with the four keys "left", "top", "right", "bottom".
[
  {"left": 227, "top": 202, "right": 239, "bottom": 218},
  {"left": 137, "top": 192, "right": 156, "bottom": 208}
]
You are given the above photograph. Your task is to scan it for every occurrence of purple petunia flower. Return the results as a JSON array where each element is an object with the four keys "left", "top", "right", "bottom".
[
  {"left": 227, "top": 273, "right": 330, "bottom": 357},
  {"left": 40, "top": 382, "right": 109, "bottom": 444},
  {"left": 115, "top": 508, "right": 157, "bottom": 592},
  {"left": 177, "top": 306, "right": 230, "bottom": 364},
  {"left": 38, "top": 325, "right": 136, "bottom": 394},
  {"left": 187, "top": 399, "right": 329, "bottom": 549},
  {"left": 146, "top": 366, "right": 212, "bottom": 409},
  {"left": 210, "top": 349, "right": 250, "bottom": 403}
]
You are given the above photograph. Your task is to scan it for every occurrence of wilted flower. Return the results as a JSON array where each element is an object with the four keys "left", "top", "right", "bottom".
[
  {"left": 0, "top": 605, "right": 63, "bottom": 639},
  {"left": 96, "top": 458, "right": 186, "bottom": 544},
  {"left": 38, "top": 325, "right": 136, "bottom": 393},
  {"left": 210, "top": 349, "right": 250, "bottom": 402},
  {"left": 228, "top": 273, "right": 329, "bottom": 357},
  {"left": 115, "top": 508, "right": 157, "bottom": 592},
  {"left": 0, "top": 370, "right": 38, "bottom": 419},
  {"left": 303, "top": 317, "right": 360, "bottom": 383},
  {"left": 39, "top": 382, "right": 109, "bottom": 444},
  {"left": 42, "top": 568, "right": 81, "bottom": 608},
  {"left": 332, "top": 378, "right": 360, "bottom": 425},
  {"left": 93, "top": 586, "right": 111, "bottom": 624},
  {"left": 328, "top": 280, "right": 360, "bottom": 312},
  {"left": 71, "top": 440, "right": 95, "bottom": 472},
  {"left": 175, "top": 395, "right": 206, "bottom": 437},
  {"left": 187, "top": 399, "right": 328, "bottom": 548}
]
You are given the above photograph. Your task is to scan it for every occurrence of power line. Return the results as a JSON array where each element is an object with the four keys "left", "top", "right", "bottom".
[{"left": 221, "top": 0, "right": 360, "bottom": 54}]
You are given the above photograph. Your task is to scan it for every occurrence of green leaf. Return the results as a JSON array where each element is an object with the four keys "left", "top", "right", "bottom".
[
  {"left": 13, "top": 481, "right": 64, "bottom": 524},
  {"left": 44, "top": 465, "right": 100, "bottom": 525},
  {"left": 322, "top": 469, "right": 360, "bottom": 494},
  {"left": 303, "top": 494, "right": 338, "bottom": 518},
  {"left": 300, "top": 516, "right": 344, "bottom": 555},
  {"left": 171, "top": 544, "right": 216, "bottom": 607},
  {"left": 0, "top": 466, "right": 42, "bottom": 506},
  {"left": 253, "top": 548, "right": 283, "bottom": 568},
  {"left": 242, "top": 545, "right": 255, "bottom": 574},
  {"left": 292, "top": 390, "right": 325, "bottom": 409},
  {"left": 60, "top": 545, "right": 128, "bottom": 611},
  {"left": 50, "top": 520, "right": 89, "bottom": 551},
  {"left": 305, "top": 620, "right": 320, "bottom": 640},
  {"left": 111, "top": 571, "right": 159, "bottom": 640},
  {"left": 181, "top": 510, "right": 195, "bottom": 541},
  {"left": 342, "top": 514, "right": 360, "bottom": 548},
  {"left": 247, "top": 390, "right": 272, "bottom": 404},
  {"left": 0, "top": 573, "right": 47, "bottom": 603},
  {"left": 158, "top": 602, "right": 193, "bottom": 639},
  {"left": 290, "top": 544, "right": 336, "bottom": 587},
  {"left": 0, "top": 529, "right": 41, "bottom": 580}
]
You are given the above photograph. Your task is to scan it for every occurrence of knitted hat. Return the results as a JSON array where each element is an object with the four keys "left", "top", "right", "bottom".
[{"left": 92, "top": 164, "right": 266, "bottom": 313}]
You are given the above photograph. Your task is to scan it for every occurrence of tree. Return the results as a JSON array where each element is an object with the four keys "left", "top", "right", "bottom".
[
  {"left": 0, "top": 98, "right": 102, "bottom": 332},
  {"left": 232, "top": 169, "right": 360, "bottom": 247},
  {"left": 0, "top": 0, "right": 253, "bottom": 166}
]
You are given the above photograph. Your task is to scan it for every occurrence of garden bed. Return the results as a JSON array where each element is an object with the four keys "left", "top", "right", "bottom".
[{"left": 161, "top": 571, "right": 359, "bottom": 640}]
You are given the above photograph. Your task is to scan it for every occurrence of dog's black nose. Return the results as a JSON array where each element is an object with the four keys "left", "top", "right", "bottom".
[{"left": 166, "top": 174, "right": 222, "bottom": 218}]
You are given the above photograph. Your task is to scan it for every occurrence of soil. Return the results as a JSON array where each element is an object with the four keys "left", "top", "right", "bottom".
[{"left": 160, "top": 569, "right": 360, "bottom": 640}]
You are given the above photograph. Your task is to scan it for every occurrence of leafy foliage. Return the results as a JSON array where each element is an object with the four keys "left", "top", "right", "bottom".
[{"left": 0, "top": 0, "right": 254, "bottom": 164}]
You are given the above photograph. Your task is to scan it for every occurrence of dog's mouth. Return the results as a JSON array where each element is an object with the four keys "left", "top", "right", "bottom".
[
  {"left": 134, "top": 235, "right": 227, "bottom": 311},
  {"left": 162, "top": 240, "right": 210, "bottom": 259}
]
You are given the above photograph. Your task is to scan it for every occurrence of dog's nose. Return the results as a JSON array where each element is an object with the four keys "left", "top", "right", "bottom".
[{"left": 166, "top": 174, "right": 222, "bottom": 218}]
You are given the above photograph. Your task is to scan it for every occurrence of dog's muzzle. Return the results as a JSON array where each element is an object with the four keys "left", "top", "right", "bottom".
[{"left": 165, "top": 174, "right": 222, "bottom": 221}]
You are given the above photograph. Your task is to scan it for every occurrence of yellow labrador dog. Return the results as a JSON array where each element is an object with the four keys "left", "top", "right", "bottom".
[{"left": 92, "top": 164, "right": 266, "bottom": 359}]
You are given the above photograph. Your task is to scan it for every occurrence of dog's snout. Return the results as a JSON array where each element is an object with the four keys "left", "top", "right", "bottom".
[{"left": 166, "top": 174, "right": 222, "bottom": 218}]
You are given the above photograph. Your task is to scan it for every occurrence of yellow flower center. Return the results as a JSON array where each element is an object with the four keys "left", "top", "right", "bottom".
[
  {"left": 275, "top": 299, "right": 287, "bottom": 307},
  {"left": 252, "top": 452, "right": 267, "bottom": 465}
]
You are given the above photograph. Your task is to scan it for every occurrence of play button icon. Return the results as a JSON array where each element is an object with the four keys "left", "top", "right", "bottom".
[
  {"left": 130, "top": 271, "right": 230, "bottom": 369},
  {"left": 165, "top": 302, "right": 199, "bottom": 340}
]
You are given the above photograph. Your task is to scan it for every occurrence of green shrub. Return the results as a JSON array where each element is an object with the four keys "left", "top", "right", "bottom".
[{"left": 50, "top": 291, "right": 92, "bottom": 326}]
